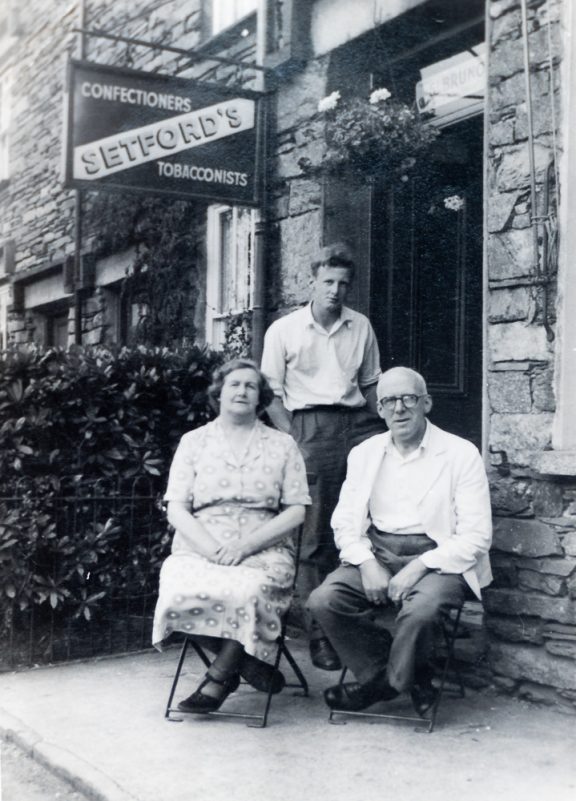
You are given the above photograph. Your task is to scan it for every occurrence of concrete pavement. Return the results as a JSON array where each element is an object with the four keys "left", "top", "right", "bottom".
[{"left": 0, "top": 635, "right": 575, "bottom": 801}]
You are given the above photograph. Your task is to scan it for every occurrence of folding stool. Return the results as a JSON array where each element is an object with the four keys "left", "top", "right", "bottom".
[{"left": 328, "top": 602, "right": 467, "bottom": 733}]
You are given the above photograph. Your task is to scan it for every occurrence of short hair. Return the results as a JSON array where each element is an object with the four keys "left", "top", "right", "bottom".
[
  {"left": 377, "top": 367, "right": 428, "bottom": 399},
  {"left": 310, "top": 242, "right": 355, "bottom": 278},
  {"left": 208, "top": 358, "right": 275, "bottom": 415}
]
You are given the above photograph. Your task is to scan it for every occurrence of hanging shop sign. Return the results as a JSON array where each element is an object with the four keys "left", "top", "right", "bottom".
[
  {"left": 64, "top": 61, "right": 263, "bottom": 205},
  {"left": 416, "top": 43, "right": 486, "bottom": 126}
]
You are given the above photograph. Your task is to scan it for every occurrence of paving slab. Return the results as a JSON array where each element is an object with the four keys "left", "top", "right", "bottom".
[{"left": 0, "top": 637, "right": 575, "bottom": 801}]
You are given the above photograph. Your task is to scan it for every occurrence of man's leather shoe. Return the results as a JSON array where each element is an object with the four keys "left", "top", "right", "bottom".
[
  {"left": 310, "top": 637, "right": 342, "bottom": 671},
  {"left": 411, "top": 677, "right": 438, "bottom": 717},
  {"left": 324, "top": 671, "right": 398, "bottom": 711}
]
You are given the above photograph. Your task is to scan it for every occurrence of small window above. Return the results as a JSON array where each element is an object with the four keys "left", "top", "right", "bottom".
[
  {"left": 0, "top": 239, "right": 15, "bottom": 278},
  {"left": 0, "top": 69, "right": 12, "bottom": 185},
  {"left": 0, "top": 2, "right": 21, "bottom": 60},
  {"left": 212, "top": 0, "right": 258, "bottom": 36}
]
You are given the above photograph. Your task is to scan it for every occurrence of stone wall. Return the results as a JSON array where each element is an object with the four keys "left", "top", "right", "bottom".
[
  {"left": 267, "top": 56, "right": 329, "bottom": 315},
  {"left": 485, "top": 0, "right": 576, "bottom": 709},
  {"left": 0, "top": 1, "right": 79, "bottom": 279}
]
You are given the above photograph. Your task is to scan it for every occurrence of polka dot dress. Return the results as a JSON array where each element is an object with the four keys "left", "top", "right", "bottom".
[{"left": 152, "top": 420, "right": 311, "bottom": 664}]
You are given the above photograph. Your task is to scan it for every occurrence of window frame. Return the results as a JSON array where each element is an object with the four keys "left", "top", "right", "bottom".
[
  {"left": 0, "top": 283, "right": 10, "bottom": 350},
  {"left": 206, "top": 204, "right": 255, "bottom": 348},
  {"left": 210, "top": 0, "right": 258, "bottom": 37}
]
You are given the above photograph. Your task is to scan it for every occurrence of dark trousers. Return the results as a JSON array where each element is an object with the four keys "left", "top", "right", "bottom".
[
  {"left": 308, "top": 532, "right": 468, "bottom": 691},
  {"left": 290, "top": 407, "right": 385, "bottom": 634}
]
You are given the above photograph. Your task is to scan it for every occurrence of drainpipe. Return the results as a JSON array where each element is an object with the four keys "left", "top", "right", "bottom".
[
  {"left": 520, "top": 0, "right": 554, "bottom": 342},
  {"left": 250, "top": 0, "right": 269, "bottom": 363},
  {"left": 520, "top": 0, "right": 540, "bottom": 279},
  {"left": 73, "top": 0, "right": 86, "bottom": 345},
  {"left": 481, "top": 0, "right": 492, "bottom": 463}
]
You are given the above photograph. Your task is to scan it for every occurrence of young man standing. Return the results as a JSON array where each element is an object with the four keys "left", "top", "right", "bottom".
[{"left": 261, "top": 243, "right": 385, "bottom": 670}]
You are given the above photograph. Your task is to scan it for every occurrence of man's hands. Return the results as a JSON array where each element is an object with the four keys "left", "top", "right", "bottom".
[
  {"left": 360, "top": 557, "right": 430, "bottom": 605},
  {"left": 359, "top": 559, "right": 392, "bottom": 605},
  {"left": 388, "top": 558, "right": 429, "bottom": 603}
]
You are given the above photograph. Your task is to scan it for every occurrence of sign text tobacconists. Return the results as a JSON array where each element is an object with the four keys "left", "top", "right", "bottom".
[{"left": 65, "top": 61, "right": 262, "bottom": 204}]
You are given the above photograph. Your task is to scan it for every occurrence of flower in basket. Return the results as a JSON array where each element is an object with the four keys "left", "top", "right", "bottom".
[
  {"left": 443, "top": 194, "right": 465, "bottom": 212},
  {"left": 317, "top": 90, "right": 341, "bottom": 112},
  {"left": 304, "top": 87, "right": 439, "bottom": 181}
]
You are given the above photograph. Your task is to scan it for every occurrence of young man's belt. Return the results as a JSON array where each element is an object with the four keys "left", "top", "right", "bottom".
[{"left": 292, "top": 405, "right": 363, "bottom": 414}]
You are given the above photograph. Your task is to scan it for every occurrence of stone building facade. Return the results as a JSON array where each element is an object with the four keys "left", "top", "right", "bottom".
[
  {"left": 0, "top": 0, "right": 260, "bottom": 350},
  {"left": 1, "top": 0, "right": 576, "bottom": 709}
]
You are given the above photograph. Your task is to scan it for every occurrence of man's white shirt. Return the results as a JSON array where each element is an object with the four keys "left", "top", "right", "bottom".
[
  {"left": 368, "top": 421, "right": 433, "bottom": 533},
  {"left": 261, "top": 304, "right": 381, "bottom": 411}
]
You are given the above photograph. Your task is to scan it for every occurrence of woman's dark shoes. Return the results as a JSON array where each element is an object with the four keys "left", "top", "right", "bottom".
[
  {"left": 239, "top": 653, "right": 286, "bottom": 694},
  {"left": 324, "top": 671, "right": 398, "bottom": 711},
  {"left": 310, "top": 637, "right": 342, "bottom": 671},
  {"left": 177, "top": 672, "right": 240, "bottom": 714}
]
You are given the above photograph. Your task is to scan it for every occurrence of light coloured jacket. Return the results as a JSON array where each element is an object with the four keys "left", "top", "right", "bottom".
[{"left": 331, "top": 421, "right": 493, "bottom": 599}]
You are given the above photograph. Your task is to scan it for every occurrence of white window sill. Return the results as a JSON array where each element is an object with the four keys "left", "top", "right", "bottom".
[
  {"left": 211, "top": 309, "right": 252, "bottom": 320},
  {"left": 532, "top": 451, "right": 576, "bottom": 477}
]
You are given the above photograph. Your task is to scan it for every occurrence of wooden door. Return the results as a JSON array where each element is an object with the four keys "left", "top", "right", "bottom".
[{"left": 370, "top": 116, "right": 483, "bottom": 447}]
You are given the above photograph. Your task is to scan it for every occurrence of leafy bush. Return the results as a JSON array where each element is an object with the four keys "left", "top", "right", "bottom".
[
  {"left": 0, "top": 344, "right": 223, "bottom": 645},
  {"left": 0, "top": 344, "right": 222, "bottom": 483}
]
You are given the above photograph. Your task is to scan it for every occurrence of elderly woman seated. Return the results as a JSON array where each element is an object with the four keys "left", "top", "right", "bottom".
[{"left": 152, "top": 359, "right": 311, "bottom": 713}]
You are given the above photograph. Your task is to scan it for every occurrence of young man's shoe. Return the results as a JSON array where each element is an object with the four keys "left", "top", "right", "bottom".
[{"left": 309, "top": 637, "right": 342, "bottom": 671}]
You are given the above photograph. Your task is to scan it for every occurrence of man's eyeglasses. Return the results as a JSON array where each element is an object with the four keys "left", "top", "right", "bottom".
[{"left": 377, "top": 394, "right": 427, "bottom": 411}]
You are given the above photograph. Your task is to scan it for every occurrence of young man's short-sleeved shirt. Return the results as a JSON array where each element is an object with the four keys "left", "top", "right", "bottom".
[{"left": 261, "top": 304, "right": 381, "bottom": 411}]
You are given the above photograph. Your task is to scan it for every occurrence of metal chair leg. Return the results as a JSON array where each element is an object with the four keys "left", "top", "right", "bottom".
[
  {"left": 279, "top": 640, "right": 309, "bottom": 696},
  {"left": 189, "top": 638, "right": 212, "bottom": 669},
  {"left": 165, "top": 637, "right": 190, "bottom": 721},
  {"left": 426, "top": 606, "right": 463, "bottom": 732}
]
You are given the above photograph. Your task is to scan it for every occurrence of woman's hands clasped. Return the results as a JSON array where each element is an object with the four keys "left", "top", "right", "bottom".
[{"left": 211, "top": 538, "right": 249, "bottom": 566}]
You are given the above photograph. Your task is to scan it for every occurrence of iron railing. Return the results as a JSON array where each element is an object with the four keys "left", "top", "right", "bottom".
[{"left": 0, "top": 477, "right": 169, "bottom": 670}]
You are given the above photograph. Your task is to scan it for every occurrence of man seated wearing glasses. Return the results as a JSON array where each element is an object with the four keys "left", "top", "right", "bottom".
[{"left": 308, "top": 366, "right": 492, "bottom": 714}]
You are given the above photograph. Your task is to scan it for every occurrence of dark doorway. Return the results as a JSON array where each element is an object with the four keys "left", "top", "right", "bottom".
[{"left": 370, "top": 115, "right": 484, "bottom": 447}]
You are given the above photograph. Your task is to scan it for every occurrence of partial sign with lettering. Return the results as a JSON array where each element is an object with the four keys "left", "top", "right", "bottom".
[
  {"left": 65, "top": 61, "right": 263, "bottom": 204},
  {"left": 416, "top": 43, "right": 486, "bottom": 126}
]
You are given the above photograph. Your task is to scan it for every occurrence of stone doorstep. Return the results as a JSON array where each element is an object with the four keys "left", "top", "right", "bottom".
[
  {"left": 540, "top": 518, "right": 576, "bottom": 528},
  {"left": 517, "top": 680, "right": 576, "bottom": 711},
  {"left": 460, "top": 601, "right": 485, "bottom": 628},
  {"left": 542, "top": 623, "right": 576, "bottom": 640}
]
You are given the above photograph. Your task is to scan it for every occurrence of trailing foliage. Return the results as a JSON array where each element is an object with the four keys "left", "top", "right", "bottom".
[
  {"left": 0, "top": 344, "right": 222, "bottom": 642},
  {"left": 87, "top": 193, "right": 201, "bottom": 346},
  {"left": 222, "top": 311, "right": 253, "bottom": 359},
  {"left": 299, "top": 88, "right": 439, "bottom": 182}
]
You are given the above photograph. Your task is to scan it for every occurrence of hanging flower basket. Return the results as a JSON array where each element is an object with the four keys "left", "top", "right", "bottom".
[{"left": 299, "top": 88, "right": 439, "bottom": 182}]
